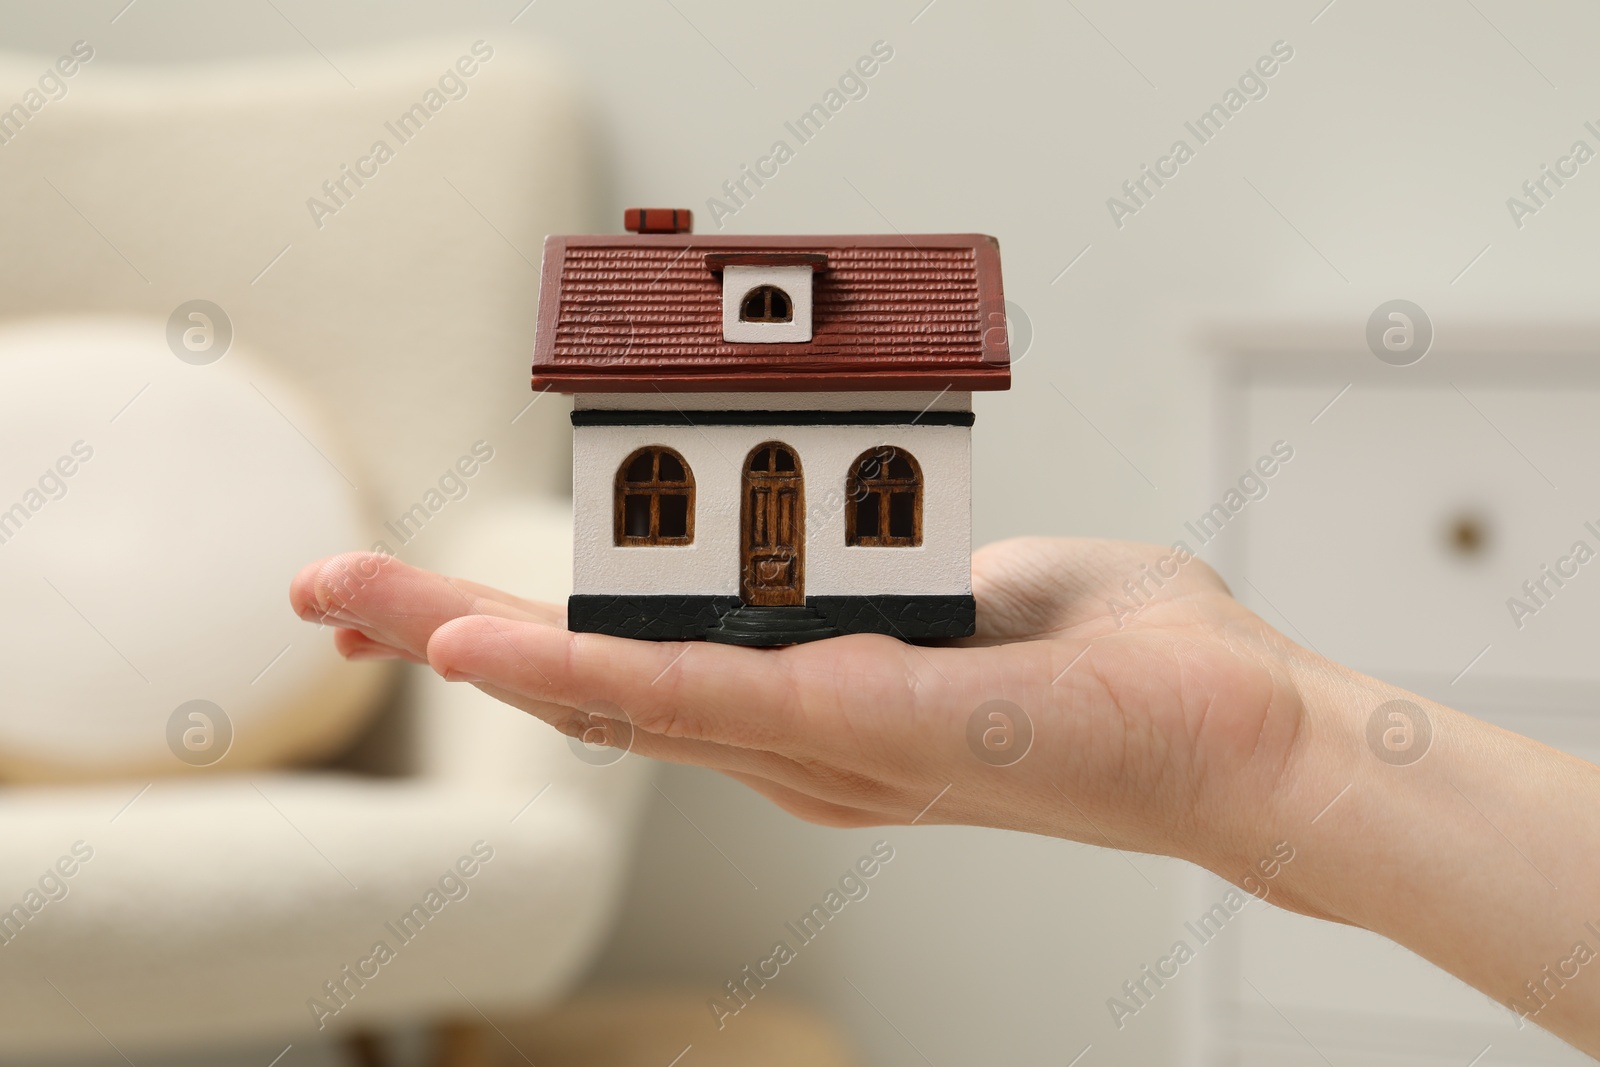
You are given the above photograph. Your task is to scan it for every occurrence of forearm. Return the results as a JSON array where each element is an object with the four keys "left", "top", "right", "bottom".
[{"left": 1258, "top": 655, "right": 1600, "bottom": 1054}]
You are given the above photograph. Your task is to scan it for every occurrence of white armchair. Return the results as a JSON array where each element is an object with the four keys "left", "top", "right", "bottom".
[{"left": 0, "top": 43, "right": 650, "bottom": 1063}]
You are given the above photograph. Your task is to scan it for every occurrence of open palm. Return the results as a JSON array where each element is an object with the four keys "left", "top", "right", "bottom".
[{"left": 291, "top": 537, "right": 1318, "bottom": 874}]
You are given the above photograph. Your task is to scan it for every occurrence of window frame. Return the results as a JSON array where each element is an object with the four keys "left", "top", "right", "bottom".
[
  {"left": 614, "top": 445, "right": 695, "bottom": 546},
  {"left": 845, "top": 446, "right": 923, "bottom": 547},
  {"left": 739, "top": 285, "right": 794, "bottom": 324}
]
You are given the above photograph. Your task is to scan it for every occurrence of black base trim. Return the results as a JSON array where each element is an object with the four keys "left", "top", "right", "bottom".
[
  {"left": 569, "top": 594, "right": 975, "bottom": 643},
  {"left": 808, "top": 595, "right": 975, "bottom": 639},
  {"left": 572, "top": 409, "right": 974, "bottom": 428},
  {"left": 567, "top": 595, "right": 740, "bottom": 641}
]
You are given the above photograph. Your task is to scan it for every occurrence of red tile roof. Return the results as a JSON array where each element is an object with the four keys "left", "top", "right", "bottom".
[{"left": 531, "top": 233, "right": 1010, "bottom": 393}]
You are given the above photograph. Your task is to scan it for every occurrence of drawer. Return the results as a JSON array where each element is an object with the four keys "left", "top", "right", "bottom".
[{"left": 1236, "top": 380, "right": 1600, "bottom": 689}]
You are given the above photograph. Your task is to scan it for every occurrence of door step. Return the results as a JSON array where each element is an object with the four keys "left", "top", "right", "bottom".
[{"left": 705, "top": 604, "right": 838, "bottom": 647}]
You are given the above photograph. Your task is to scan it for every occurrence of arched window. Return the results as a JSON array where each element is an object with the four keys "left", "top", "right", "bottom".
[
  {"left": 846, "top": 446, "right": 922, "bottom": 547},
  {"left": 615, "top": 446, "right": 694, "bottom": 546},
  {"left": 739, "top": 285, "right": 793, "bottom": 323}
]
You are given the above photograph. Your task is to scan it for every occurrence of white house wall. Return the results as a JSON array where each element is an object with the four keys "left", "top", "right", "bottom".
[{"left": 572, "top": 422, "right": 972, "bottom": 597}]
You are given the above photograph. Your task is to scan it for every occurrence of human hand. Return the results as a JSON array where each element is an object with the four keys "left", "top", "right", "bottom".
[
  {"left": 290, "top": 539, "right": 1600, "bottom": 1054},
  {"left": 289, "top": 537, "right": 1329, "bottom": 889}
]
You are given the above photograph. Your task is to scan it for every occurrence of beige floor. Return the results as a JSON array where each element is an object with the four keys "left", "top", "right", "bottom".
[{"left": 482, "top": 990, "right": 858, "bottom": 1067}]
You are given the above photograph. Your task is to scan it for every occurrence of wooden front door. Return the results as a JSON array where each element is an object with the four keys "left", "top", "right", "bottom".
[{"left": 741, "top": 442, "right": 804, "bottom": 606}]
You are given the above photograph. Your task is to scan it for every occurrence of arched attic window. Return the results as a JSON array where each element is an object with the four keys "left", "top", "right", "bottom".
[{"left": 739, "top": 285, "right": 793, "bottom": 323}]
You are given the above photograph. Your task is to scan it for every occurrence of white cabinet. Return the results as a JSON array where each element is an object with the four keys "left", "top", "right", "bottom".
[{"left": 1199, "top": 328, "right": 1600, "bottom": 1066}]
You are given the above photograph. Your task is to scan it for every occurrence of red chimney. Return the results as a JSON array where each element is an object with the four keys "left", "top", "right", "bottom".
[{"left": 624, "top": 208, "right": 693, "bottom": 235}]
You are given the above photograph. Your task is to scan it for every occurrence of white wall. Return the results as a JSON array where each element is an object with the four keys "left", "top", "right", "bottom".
[
  {"left": 9, "top": 2, "right": 1598, "bottom": 1065},
  {"left": 573, "top": 421, "right": 971, "bottom": 596}
]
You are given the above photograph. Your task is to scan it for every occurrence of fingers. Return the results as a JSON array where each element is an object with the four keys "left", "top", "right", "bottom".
[
  {"left": 472, "top": 676, "right": 923, "bottom": 822},
  {"left": 328, "top": 621, "right": 840, "bottom": 786},
  {"left": 467, "top": 677, "right": 867, "bottom": 795},
  {"left": 295, "top": 553, "right": 924, "bottom": 789},
  {"left": 426, "top": 614, "right": 925, "bottom": 752},
  {"left": 333, "top": 627, "right": 423, "bottom": 663},
  {"left": 290, "top": 552, "right": 563, "bottom": 659},
  {"left": 426, "top": 615, "right": 798, "bottom": 748}
]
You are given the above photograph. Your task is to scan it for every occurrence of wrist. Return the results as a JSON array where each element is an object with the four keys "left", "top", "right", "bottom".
[
  {"left": 1169, "top": 630, "right": 1600, "bottom": 1052},
  {"left": 1227, "top": 649, "right": 1511, "bottom": 931},
  {"left": 1200, "top": 646, "right": 1393, "bottom": 924}
]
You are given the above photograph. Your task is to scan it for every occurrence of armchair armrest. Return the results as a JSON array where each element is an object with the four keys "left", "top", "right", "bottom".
[{"left": 400, "top": 497, "right": 653, "bottom": 832}]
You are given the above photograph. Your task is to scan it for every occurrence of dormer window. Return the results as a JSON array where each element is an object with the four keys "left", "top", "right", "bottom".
[
  {"left": 740, "top": 285, "right": 792, "bottom": 323},
  {"left": 714, "top": 261, "right": 820, "bottom": 344}
]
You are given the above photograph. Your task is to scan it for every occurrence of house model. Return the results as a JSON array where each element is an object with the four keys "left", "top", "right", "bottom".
[{"left": 531, "top": 208, "right": 1011, "bottom": 647}]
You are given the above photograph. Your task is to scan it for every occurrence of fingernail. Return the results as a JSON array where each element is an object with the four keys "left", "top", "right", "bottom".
[{"left": 442, "top": 671, "right": 486, "bottom": 684}]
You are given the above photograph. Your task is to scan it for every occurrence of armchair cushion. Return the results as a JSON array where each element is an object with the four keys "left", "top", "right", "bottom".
[{"left": 0, "top": 319, "right": 392, "bottom": 782}]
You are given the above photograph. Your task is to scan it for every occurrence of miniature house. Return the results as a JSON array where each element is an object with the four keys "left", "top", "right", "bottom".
[{"left": 531, "top": 208, "right": 1011, "bottom": 646}]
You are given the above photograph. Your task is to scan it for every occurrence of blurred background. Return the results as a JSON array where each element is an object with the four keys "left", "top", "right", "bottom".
[{"left": 0, "top": 1, "right": 1597, "bottom": 1065}]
